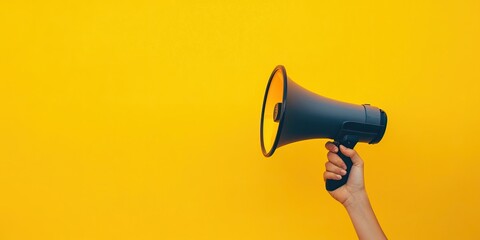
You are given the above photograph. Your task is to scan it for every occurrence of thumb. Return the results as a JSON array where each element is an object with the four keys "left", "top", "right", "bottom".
[{"left": 339, "top": 145, "right": 363, "bottom": 166}]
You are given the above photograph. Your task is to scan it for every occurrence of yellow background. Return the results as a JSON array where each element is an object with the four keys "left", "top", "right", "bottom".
[{"left": 1, "top": 1, "right": 480, "bottom": 239}]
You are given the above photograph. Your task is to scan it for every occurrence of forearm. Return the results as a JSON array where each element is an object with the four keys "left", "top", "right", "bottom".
[{"left": 344, "top": 191, "right": 387, "bottom": 240}]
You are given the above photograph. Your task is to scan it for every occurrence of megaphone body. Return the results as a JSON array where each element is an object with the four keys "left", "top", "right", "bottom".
[{"left": 260, "top": 65, "right": 387, "bottom": 191}]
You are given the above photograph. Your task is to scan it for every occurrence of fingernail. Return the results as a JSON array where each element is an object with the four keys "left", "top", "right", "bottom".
[
  {"left": 333, "top": 147, "right": 338, "bottom": 152},
  {"left": 337, "top": 175, "right": 342, "bottom": 180},
  {"left": 343, "top": 165, "right": 347, "bottom": 170},
  {"left": 341, "top": 169, "right": 347, "bottom": 175}
]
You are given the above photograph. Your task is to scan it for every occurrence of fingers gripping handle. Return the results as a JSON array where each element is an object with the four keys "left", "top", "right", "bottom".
[
  {"left": 325, "top": 136, "right": 358, "bottom": 191},
  {"left": 325, "top": 147, "right": 353, "bottom": 191}
]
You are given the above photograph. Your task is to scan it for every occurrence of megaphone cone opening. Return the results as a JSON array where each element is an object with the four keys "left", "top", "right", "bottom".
[{"left": 260, "top": 65, "right": 287, "bottom": 157}]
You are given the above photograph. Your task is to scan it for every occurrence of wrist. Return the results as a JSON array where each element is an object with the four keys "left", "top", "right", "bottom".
[
  {"left": 343, "top": 189, "right": 369, "bottom": 210},
  {"left": 342, "top": 189, "right": 387, "bottom": 240}
]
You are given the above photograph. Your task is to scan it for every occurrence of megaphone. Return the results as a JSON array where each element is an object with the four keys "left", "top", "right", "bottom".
[{"left": 260, "top": 65, "right": 387, "bottom": 191}]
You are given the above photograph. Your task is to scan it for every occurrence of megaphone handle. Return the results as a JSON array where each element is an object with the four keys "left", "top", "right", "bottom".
[{"left": 325, "top": 137, "right": 358, "bottom": 191}]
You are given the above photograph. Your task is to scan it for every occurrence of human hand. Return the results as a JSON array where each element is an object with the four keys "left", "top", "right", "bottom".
[
  {"left": 323, "top": 142, "right": 366, "bottom": 206},
  {"left": 323, "top": 142, "right": 387, "bottom": 239}
]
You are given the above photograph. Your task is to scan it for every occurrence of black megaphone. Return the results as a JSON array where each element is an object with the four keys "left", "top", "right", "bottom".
[{"left": 260, "top": 65, "right": 387, "bottom": 191}]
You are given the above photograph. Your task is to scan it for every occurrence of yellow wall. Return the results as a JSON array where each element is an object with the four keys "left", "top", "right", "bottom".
[{"left": 1, "top": 1, "right": 480, "bottom": 239}]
